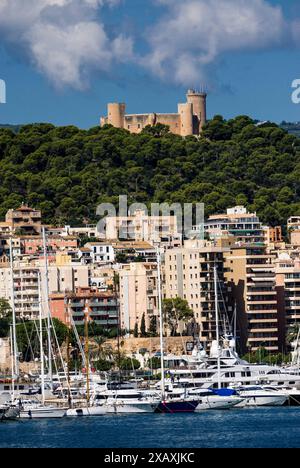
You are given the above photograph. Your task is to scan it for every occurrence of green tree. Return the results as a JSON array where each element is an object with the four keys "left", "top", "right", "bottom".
[
  {"left": 163, "top": 298, "right": 194, "bottom": 336},
  {"left": 0, "top": 299, "right": 12, "bottom": 339},
  {"left": 140, "top": 314, "right": 146, "bottom": 337},
  {"left": 133, "top": 322, "right": 139, "bottom": 338},
  {"left": 149, "top": 316, "right": 158, "bottom": 337},
  {"left": 119, "top": 357, "right": 140, "bottom": 371}
]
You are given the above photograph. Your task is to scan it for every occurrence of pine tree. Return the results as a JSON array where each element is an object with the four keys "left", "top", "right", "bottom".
[
  {"left": 149, "top": 316, "right": 157, "bottom": 337},
  {"left": 140, "top": 313, "right": 146, "bottom": 337}
]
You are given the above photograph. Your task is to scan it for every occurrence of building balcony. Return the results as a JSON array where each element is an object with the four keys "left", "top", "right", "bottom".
[
  {"left": 248, "top": 336, "right": 278, "bottom": 342},
  {"left": 93, "top": 319, "right": 118, "bottom": 326},
  {"left": 69, "top": 301, "right": 85, "bottom": 307}
]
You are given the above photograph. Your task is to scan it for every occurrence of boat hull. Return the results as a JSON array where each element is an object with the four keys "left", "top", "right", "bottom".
[
  {"left": 0, "top": 406, "right": 19, "bottom": 421},
  {"left": 67, "top": 406, "right": 107, "bottom": 417},
  {"left": 155, "top": 400, "right": 199, "bottom": 413},
  {"left": 19, "top": 407, "right": 66, "bottom": 419},
  {"left": 104, "top": 402, "right": 158, "bottom": 413},
  {"left": 235, "top": 395, "right": 287, "bottom": 407},
  {"left": 195, "top": 396, "right": 243, "bottom": 411}
]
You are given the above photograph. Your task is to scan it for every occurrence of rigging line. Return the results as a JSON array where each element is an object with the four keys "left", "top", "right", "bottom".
[
  {"left": 170, "top": 297, "right": 196, "bottom": 386},
  {"left": 216, "top": 269, "right": 230, "bottom": 334},
  {"left": 20, "top": 318, "right": 34, "bottom": 360},
  {"left": 49, "top": 314, "right": 75, "bottom": 402}
]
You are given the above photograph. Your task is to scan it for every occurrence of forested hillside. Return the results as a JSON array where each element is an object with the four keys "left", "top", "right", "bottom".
[{"left": 0, "top": 115, "right": 299, "bottom": 229}]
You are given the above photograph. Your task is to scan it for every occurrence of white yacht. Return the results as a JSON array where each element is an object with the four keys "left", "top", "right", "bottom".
[
  {"left": 231, "top": 386, "right": 288, "bottom": 407},
  {"left": 160, "top": 337, "right": 300, "bottom": 392},
  {"left": 94, "top": 389, "right": 160, "bottom": 413},
  {"left": 7, "top": 399, "right": 67, "bottom": 419},
  {"left": 190, "top": 388, "right": 243, "bottom": 410},
  {"left": 154, "top": 381, "right": 243, "bottom": 410}
]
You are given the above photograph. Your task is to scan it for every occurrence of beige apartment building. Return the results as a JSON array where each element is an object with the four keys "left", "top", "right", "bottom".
[
  {"left": 119, "top": 262, "right": 159, "bottom": 334},
  {"left": 0, "top": 255, "right": 90, "bottom": 320},
  {"left": 224, "top": 245, "right": 280, "bottom": 353},
  {"left": 275, "top": 252, "right": 300, "bottom": 334},
  {"left": 287, "top": 216, "right": 300, "bottom": 245},
  {"left": 164, "top": 240, "right": 228, "bottom": 346},
  {"left": 105, "top": 209, "right": 181, "bottom": 246},
  {"left": 100, "top": 89, "right": 207, "bottom": 137},
  {"left": 5, "top": 205, "right": 42, "bottom": 235}
]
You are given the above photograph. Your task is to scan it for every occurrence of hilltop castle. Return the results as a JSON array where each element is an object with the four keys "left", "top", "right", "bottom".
[{"left": 100, "top": 89, "right": 207, "bottom": 137}]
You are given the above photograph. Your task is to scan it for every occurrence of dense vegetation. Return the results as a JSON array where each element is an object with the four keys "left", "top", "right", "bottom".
[
  {"left": 280, "top": 121, "right": 300, "bottom": 138},
  {"left": 0, "top": 115, "right": 300, "bottom": 229}
]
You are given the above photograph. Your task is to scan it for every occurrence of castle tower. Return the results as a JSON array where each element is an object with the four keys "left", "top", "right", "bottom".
[
  {"left": 186, "top": 89, "right": 207, "bottom": 134},
  {"left": 107, "top": 103, "right": 126, "bottom": 129},
  {"left": 178, "top": 102, "right": 193, "bottom": 137}
]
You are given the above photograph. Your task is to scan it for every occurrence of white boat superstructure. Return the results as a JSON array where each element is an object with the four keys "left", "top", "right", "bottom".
[
  {"left": 0, "top": 382, "right": 41, "bottom": 405},
  {"left": 7, "top": 399, "right": 67, "bottom": 419},
  {"left": 94, "top": 389, "right": 160, "bottom": 413},
  {"left": 230, "top": 386, "right": 288, "bottom": 407},
  {"left": 160, "top": 337, "right": 300, "bottom": 391}
]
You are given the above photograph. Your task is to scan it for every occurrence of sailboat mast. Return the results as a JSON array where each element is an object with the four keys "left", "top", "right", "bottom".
[
  {"left": 42, "top": 227, "right": 52, "bottom": 386},
  {"left": 157, "top": 248, "right": 165, "bottom": 401},
  {"left": 9, "top": 325, "right": 15, "bottom": 401},
  {"left": 38, "top": 271, "right": 45, "bottom": 405},
  {"left": 214, "top": 265, "right": 221, "bottom": 388},
  {"left": 9, "top": 238, "right": 18, "bottom": 378},
  {"left": 84, "top": 307, "right": 90, "bottom": 408},
  {"left": 234, "top": 303, "right": 237, "bottom": 352}
]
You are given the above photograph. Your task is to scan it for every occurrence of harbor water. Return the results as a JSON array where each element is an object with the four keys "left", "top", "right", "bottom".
[{"left": 1, "top": 407, "right": 300, "bottom": 448}]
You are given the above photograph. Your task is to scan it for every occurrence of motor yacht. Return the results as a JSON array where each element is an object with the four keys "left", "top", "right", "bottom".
[
  {"left": 94, "top": 389, "right": 160, "bottom": 413},
  {"left": 230, "top": 385, "right": 288, "bottom": 407}
]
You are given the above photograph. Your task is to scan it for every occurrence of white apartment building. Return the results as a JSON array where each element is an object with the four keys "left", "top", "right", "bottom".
[
  {"left": 0, "top": 258, "right": 90, "bottom": 320},
  {"left": 84, "top": 243, "right": 115, "bottom": 264},
  {"left": 205, "top": 206, "right": 264, "bottom": 245}
]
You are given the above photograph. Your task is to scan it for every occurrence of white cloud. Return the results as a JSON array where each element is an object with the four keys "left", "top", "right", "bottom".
[
  {"left": 0, "top": 0, "right": 132, "bottom": 89},
  {"left": 145, "top": 0, "right": 287, "bottom": 86}
]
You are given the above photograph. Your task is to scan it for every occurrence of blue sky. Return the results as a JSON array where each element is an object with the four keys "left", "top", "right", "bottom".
[{"left": 0, "top": 0, "right": 299, "bottom": 128}]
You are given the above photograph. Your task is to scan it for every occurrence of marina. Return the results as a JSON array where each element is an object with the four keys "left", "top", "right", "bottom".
[{"left": 1, "top": 408, "right": 300, "bottom": 448}]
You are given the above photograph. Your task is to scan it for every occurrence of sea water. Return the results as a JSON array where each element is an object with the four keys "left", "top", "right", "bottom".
[{"left": 1, "top": 407, "right": 300, "bottom": 448}]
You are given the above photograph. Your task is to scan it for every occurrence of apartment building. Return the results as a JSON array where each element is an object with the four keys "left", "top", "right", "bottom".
[
  {"left": 5, "top": 205, "right": 42, "bottom": 235},
  {"left": 0, "top": 256, "right": 90, "bottom": 320},
  {"left": 224, "top": 245, "right": 280, "bottom": 354},
  {"left": 119, "top": 262, "right": 159, "bottom": 334},
  {"left": 263, "top": 226, "right": 283, "bottom": 247},
  {"left": 21, "top": 235, "right": 78, "bottom": 256},
  {"left": 287, "top": 216, "right": 300, "bottom": 245},
  {"left": 205, "top": 206, "right": 264, "bottom": 245},
  {"left": 105, "top": 209, "right": 181, "bottom": 247},
  {"left": 164, "top": 240, "right": 228, "bottom": 345},
  {"left": 84, "top": 242, "right": 115, "bottom": 264},
  {"left": 275, "top": 252, "right": 300, "bottom": 334},
  {"left": 50, "top": 287, "right": 119, "bottom": 328}
]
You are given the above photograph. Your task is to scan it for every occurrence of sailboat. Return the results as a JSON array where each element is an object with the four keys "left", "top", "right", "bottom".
[
  {"left": 66, "top": 304, "right": 107, "bottom": 416},
  {"left": 154, "top": 248, "right": 200, "bottom": 414},
  {"left": 12, "top": 269, "right": 67, "bottom": 419}
]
